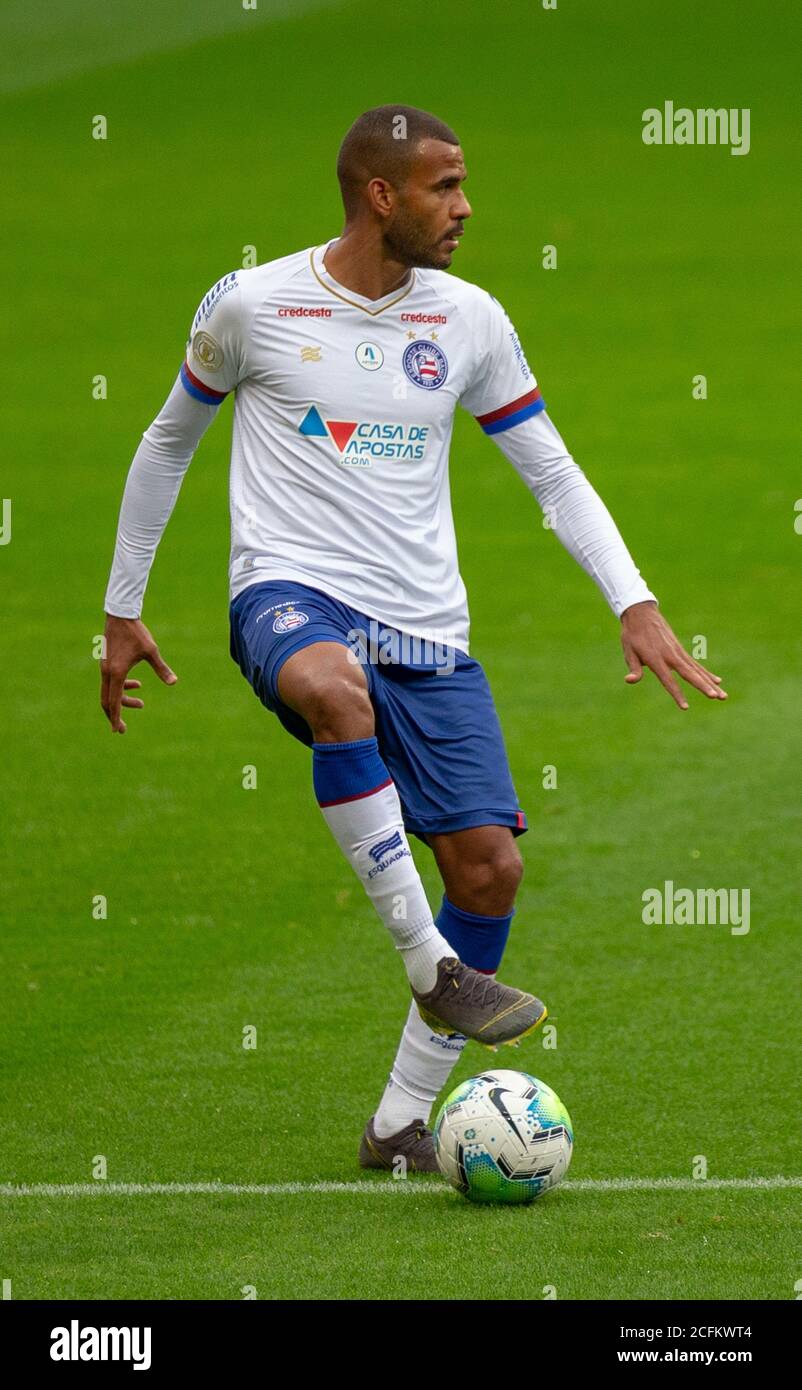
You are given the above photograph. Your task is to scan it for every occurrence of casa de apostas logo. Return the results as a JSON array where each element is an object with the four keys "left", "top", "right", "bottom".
[{"left": 298, "top": 405, "right": 429, "bottom": 467}]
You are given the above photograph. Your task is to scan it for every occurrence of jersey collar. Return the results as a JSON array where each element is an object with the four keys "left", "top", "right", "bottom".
[{"left": 310, "top": 239, "right": 416, "bottom": 316}]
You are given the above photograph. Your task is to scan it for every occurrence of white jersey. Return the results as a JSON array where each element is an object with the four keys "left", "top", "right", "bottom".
[{"left": 104, "top": 239, "right": 657, "bottom": 651}]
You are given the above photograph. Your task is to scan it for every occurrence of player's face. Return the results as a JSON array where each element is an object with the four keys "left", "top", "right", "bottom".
[{"left": 384, "top": 141, "right": 472, "bottom": 269}]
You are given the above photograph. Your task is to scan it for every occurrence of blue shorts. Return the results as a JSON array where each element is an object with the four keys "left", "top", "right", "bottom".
[{"left": 228, "top": 580, "right": 528, "bottom": 845}]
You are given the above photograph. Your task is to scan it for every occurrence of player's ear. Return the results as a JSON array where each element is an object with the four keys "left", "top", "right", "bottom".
[{"left": 366, "top": 177, "right": 395, "bottom": 217}]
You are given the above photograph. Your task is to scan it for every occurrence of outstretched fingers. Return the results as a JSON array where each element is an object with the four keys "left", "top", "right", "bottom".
[
  {"left": 145, "top": 646, "right": 177, "bottom": 685},
  {"left": 121, "top": 678, "right": 144, "bottom": 709},
  {"left": 622, "top": 638, "right": 644, "bottom": 685},
  {"left": 673, "top": 652, "right": 728, "bottom": 700}
]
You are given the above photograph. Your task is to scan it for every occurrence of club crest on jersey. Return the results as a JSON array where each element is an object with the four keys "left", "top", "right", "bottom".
[
  {"left": 402, "top": 339, "right": 448, "bottom": 391},
  {"left": 298, "top": 405, "right": 429, "bottom": 466},
  {"left": 272, "top": 607, "right": 309, "bottom": 634}
]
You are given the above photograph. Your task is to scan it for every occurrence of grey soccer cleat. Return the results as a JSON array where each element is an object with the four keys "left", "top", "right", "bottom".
[
  {"left": 358, "top": 1115, "right": 439, "bottom": 1173},
  {"left": 411, "top": 956, "right": 547, "bottom": 1051}
]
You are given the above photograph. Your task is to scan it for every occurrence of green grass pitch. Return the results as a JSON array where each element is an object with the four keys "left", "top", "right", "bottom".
[{"left": 1, "top": 0, "right": 800, "bottom": 1300}]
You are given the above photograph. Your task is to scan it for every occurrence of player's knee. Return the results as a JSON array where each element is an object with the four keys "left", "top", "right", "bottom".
[
  {"left": 503, "top": 844, "right": 525, "bottom": 897},
  {"left": 460, "top": 841, "right": 524, "bottom": 914},
  {"left": 300, "top": 670, "right": 374, "bottom": 743},
  {"left": 278, "top": 644, "right": 375, "bottom": 742},
  {"left": 489, "top": 843, "right": 524, "bottom": 903}
]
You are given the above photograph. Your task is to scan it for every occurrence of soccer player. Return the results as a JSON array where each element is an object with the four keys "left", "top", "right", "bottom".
[{"left": 100, "top": 106, "right": 727, "bottom": 1174}]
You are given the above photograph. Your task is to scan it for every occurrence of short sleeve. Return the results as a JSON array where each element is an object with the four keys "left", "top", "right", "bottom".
[
  {"left": 180, "top": 271, "right": 246, "bottom": 406},
  {"left": 459, "top": 291, "right": 546, "bottom": 437}
]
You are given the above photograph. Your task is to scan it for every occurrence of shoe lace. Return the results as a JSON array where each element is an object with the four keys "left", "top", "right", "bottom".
[
  {"left": 400, "top": 1123, "right": 428, "bottom": 1150},
  {"left": 446, "top": 959, "right": 503, "bottom": 1010}
]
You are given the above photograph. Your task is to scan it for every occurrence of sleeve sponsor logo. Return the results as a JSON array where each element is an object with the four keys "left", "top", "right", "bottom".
[
  {"left": 192, "top": 272, "right": 238, "bottom": 330},
  {"left": 508, "top": 328, "right": 532, "bottom": 378}
]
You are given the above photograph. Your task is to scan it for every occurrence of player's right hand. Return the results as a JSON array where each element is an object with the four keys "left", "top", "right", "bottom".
[{"left": 100, "top": 615, "right": 177, "bottom": 734}]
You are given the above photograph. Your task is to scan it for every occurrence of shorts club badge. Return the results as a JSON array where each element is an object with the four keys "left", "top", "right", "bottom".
[{"left": 272, "top": 607, "right": 309, "bottom": 634}]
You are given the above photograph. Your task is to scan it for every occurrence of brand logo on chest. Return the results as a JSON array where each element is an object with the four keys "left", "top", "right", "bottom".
[
  {"left": 355, "top": 341, "right": 384, "bottom": 371},
  {"left": 298, "top": 405, "right": 429, "bottom": 468}
]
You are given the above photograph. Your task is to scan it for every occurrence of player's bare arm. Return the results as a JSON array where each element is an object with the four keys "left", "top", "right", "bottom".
[
  {"left": 620, "top": 599, "right": 727, "bottom": 710},
  {"left": 100, "top": 614, "right": 177, "bottom": 734}
]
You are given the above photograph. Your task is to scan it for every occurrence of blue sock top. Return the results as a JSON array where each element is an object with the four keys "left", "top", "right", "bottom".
[
  {"left": 312, "top": 736, "right": 391, "bottom": 806},
  {"left": 436, "top": 895, "right": 514, "bottom": 973}
]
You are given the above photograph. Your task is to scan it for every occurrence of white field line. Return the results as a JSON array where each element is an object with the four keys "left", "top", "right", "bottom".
[{"left": 1, "top": 1177, "right": 800, "bottom": 1198}]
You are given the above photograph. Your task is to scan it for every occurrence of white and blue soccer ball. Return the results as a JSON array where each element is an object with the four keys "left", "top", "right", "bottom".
[{"left": 433, "top": 1069, "right": 574, "bottom": 1203}]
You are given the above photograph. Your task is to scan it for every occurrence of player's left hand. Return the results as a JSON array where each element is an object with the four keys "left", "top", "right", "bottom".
[{"left": 620, "top": 601, "right": 728, "bottom": 710}]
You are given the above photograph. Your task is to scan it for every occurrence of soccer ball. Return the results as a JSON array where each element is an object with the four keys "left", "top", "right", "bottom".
[{"left": 433, "top": 1069, "right": 574, "bottom": 1204}]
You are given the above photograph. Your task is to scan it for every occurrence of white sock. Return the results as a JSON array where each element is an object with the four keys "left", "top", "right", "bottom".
[
  {"left": 318, "top": 778, "right": 453, "bottom": 991},
  {"left": 397, "top": 935, "right": 456, "bottom": 994},
  {"left": 374, "top": 998, "right": 468, "bottom": 1137},
  {"left": 375, "top": 964, "right": 501, "bottom": 1135}
]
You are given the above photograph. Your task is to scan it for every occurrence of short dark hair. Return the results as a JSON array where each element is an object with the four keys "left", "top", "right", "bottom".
[{"left": 337, "top": 105, "right": 460, "bottom": 217}]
